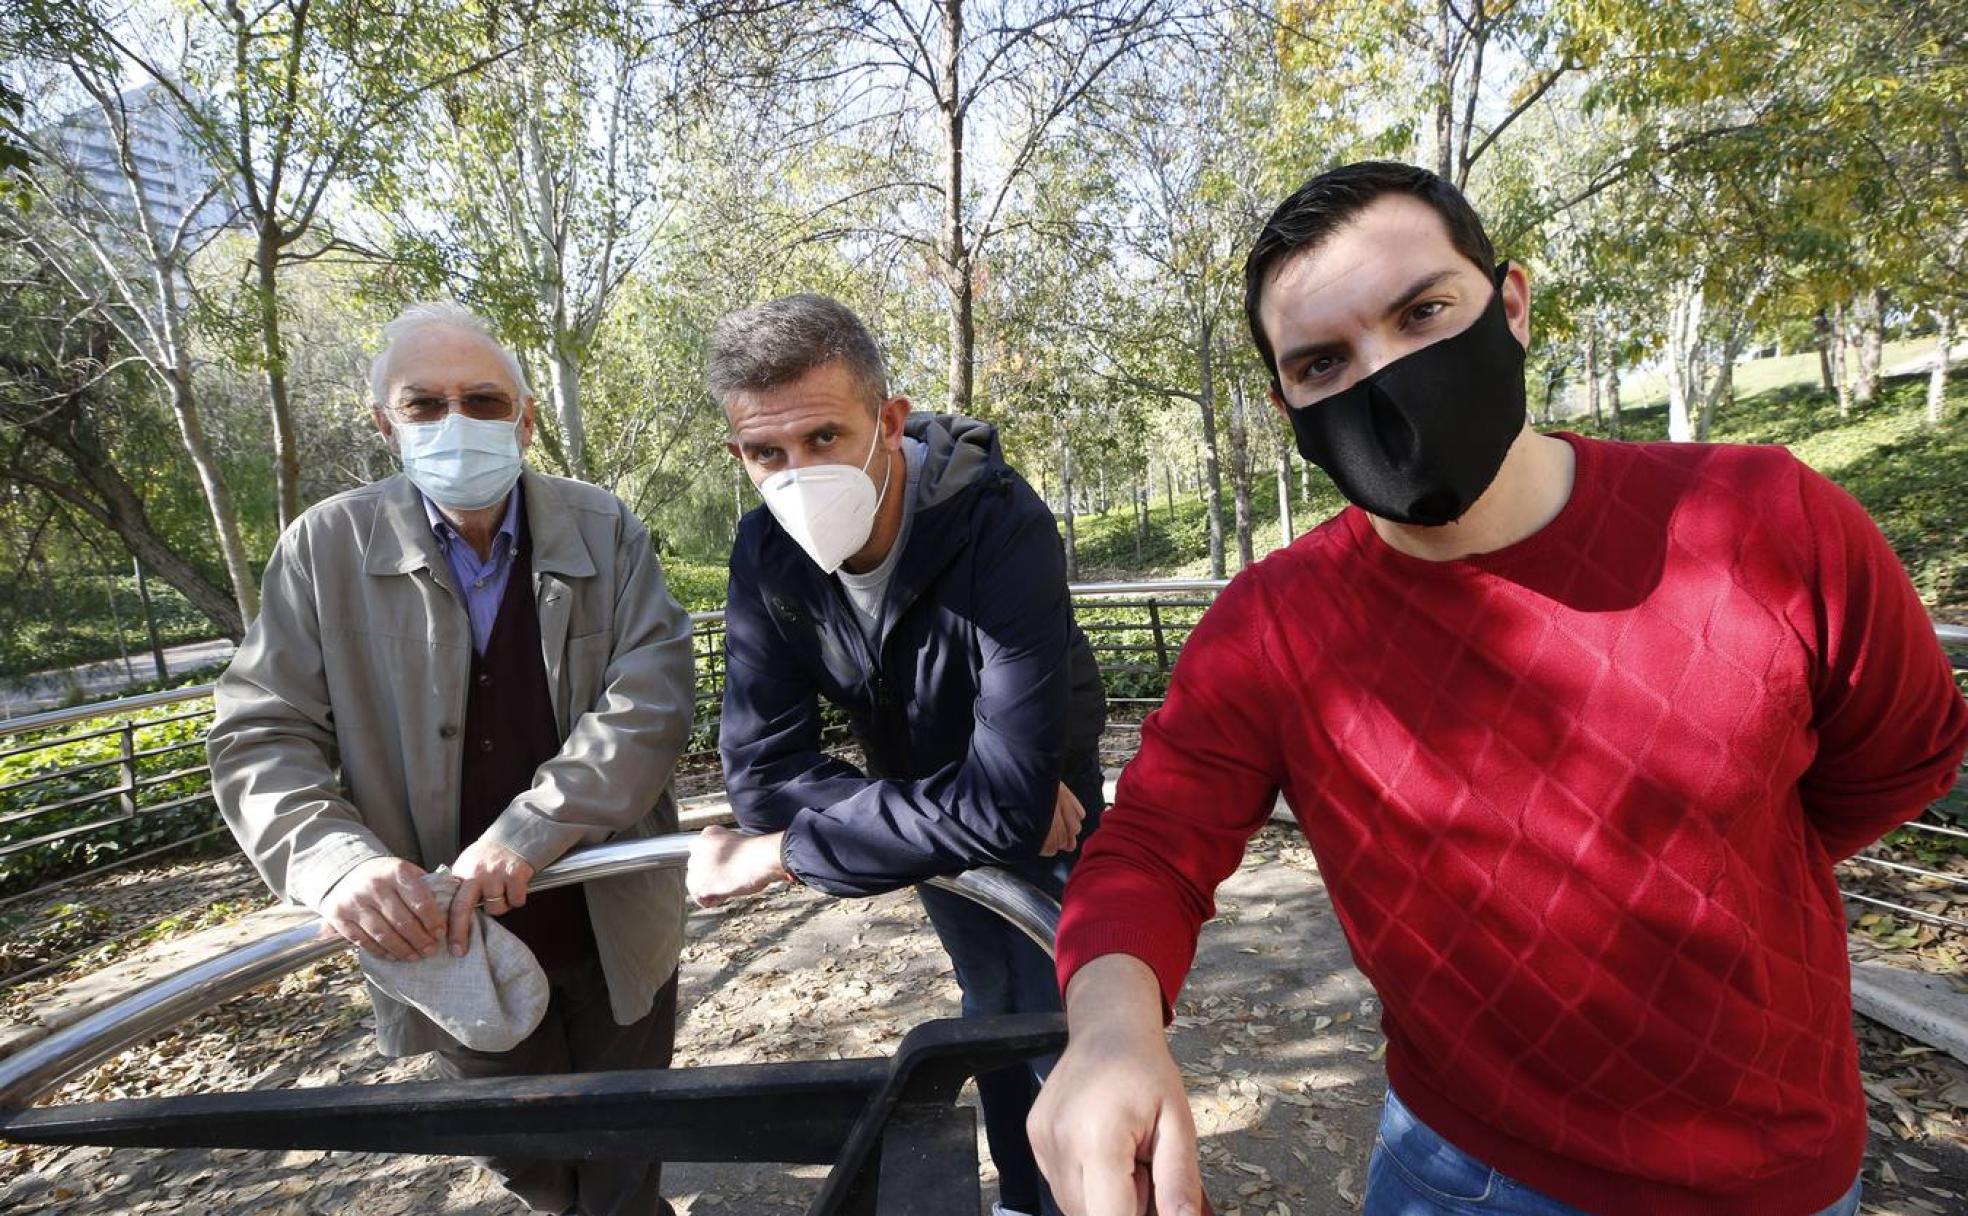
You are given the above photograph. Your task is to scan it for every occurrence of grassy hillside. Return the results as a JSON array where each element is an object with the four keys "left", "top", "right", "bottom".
[
  {"left": 1071, "top": 362, "right": 1967, "bottom": 621},
  {"left": 656, "top": 350, "right": 1965, "bottom": 622},
  {"left": 1614, "top": 338, "right": 1941, "bottom": 411}
]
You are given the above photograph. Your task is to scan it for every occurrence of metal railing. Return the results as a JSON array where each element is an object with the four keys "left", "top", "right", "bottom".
[
  {"left": 0, "top": 833, "right": 1060, "bottom": 1111},
  {"left": 0, "top": 585, "right": 1214, "bottom": 905},
  {"left": 1, "top": 584, "right": 1963, "bottom": 937}
]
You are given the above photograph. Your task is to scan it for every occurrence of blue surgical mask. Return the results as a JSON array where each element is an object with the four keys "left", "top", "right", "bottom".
[{"left": 393, "top": 412, "right": 524, "bottom": 510}]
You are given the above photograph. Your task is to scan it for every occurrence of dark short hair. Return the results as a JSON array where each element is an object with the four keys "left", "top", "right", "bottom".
[
  {"left": 706, "top": 293, "right": 888, "bottom": 410},
  {"left": 1243, "top": 161, "right": 1499, "bottom": 388}
]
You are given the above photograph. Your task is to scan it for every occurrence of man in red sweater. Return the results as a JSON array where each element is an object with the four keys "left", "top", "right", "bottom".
[{"left": 1027, "top": 161, "right": 1968, "bottom": 1216}]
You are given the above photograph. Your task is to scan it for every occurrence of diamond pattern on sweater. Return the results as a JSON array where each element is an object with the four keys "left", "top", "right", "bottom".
[{"left": 1060, "top": 434, "right": 1968, "bottom": 1215}]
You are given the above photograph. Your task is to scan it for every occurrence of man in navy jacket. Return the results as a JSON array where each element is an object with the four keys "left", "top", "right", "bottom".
[{"left": 687, "top": 293, "right": 1105, "bottom": 1216}]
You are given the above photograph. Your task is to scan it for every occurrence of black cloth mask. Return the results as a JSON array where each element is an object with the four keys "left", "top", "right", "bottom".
[{"left": 1283, "top": 265, "right": 1526, "bottom": 527}]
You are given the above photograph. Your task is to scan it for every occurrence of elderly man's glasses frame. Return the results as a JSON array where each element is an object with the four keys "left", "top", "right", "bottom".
[{"left": 388, "top": 392, "right": 519, "bottom": 424}]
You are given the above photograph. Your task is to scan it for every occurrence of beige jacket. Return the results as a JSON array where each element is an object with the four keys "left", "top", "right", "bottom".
[{"left": 208, "top": 470, "right": 691, "bottom": 1056}]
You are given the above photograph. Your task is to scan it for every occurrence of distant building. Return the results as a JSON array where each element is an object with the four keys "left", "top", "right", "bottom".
[{"left": 48, "top": 83, "right": 239, "bottom": 239}]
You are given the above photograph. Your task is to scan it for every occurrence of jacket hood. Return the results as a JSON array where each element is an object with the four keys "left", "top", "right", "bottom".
[{"left": 905, "top": 412, "right": 1002, "bottom": 512}]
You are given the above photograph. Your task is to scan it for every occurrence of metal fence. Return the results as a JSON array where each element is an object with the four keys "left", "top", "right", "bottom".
[
  {"left": 1, "top": 582, "right": 1962, "bottom": 959},
  {"left": 0, "top": 583, "right": 1219, "bottom": 906}
]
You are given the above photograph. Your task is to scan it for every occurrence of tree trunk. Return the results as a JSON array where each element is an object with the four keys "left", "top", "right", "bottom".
[
  {"left": 1433, "top": 0, "right": 1455, "bottom": 181},
  {"left": 148, "top": 375, "right": 256, "bottom": 629},
  {"left": 938, "top": 0, "right": 974, "bottom": 416},
  {"left": 104, "top": 565, "right": 135, "bottom": 680},
  {"left": 1227, "top": 378, "right": 1254, "bottom": 569},
  {"left": 1197, "top": 324, "right": 1225, "bottom": 578},
  {"left": 1584, "top": 326, "right": 1602, "bottom": 427},
  {"left": 34, "top": 549, "right": 68, "bottom": 642},
  {"left": 515, "top": 80, "right": 594, "bottom": 484},
  {"left": 1696, "top": 323, "right": 1748, "bottom": 442},
  {"left": 1931, "top": 309, "right": 1956, "bottom": 427},
  {"left": 1133, "top": 481, "right": 1146, "bottom": 565},
  {"left": 1162, "top": 462, "right": 1175, "bottom": 520},
  {"left": 1603, "top": 346, "right": 1622, "bottom": 440},
  {"left": 134, "top": 555, "right": 168, "bottom": 680},
  {"left": 1540, "top": 366, "right": 1563, "bottom": 425},
  {"left": 255, "top": 227, "right": 303, "bottom": 529},
  {"left": 1059, "top": 435, "right": 1077, "bottom": 581},
  {"left": 548, "top": 343, "right": 590, "bottom": 482},
  {"left": 1276, "top": 446, "right": 1295, "bottom": 548},
  {"left": 1854, "top": 288, "right": 1886, "bottom": 405},
  {"left": 1814, "top": 309, "right": 1835, "bottom": 395},
  {"left": 1665, "top": 279, "right": 1704, "bottom": 443},
  {"left": 1830, "top": 301, "right": 1853, "bottom": 417}
]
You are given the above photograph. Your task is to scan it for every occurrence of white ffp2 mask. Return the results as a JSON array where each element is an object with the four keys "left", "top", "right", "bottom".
[{"left": 758, "top": 430, "right": 894, "bottom": 574}]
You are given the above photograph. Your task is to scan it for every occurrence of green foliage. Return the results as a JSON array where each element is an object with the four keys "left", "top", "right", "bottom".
[
  {"left": 1067, "top": 356, "right": 1968, "bottom": 624},
  {"left": 0, "top": 572, "right": 212, "bottom": 682},
  {"left": 0, "top": 699, "right": 225, "bottom": 896},
  {"left": 661, "top": 558, "right": 730, "bottom": 615}
]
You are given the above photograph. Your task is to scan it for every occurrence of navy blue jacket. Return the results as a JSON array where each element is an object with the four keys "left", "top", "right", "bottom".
[{"left": 720, "top": 413, "right": 1106, "bottom": 897}]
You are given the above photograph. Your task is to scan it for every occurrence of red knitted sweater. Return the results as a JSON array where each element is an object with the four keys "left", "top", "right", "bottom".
[{"left": 1058, "top": 434, "right": 1968, "bottom": 1216}]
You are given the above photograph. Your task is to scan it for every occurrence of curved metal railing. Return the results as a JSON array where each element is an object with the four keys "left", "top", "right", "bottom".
[{"left": 0, "top": 832, "right": 1060, "bottom": 1111}]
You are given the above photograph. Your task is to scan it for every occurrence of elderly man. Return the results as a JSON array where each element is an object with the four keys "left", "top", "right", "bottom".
[
  {"left": 685, "top": 293, "right": 1106, "bottom": 1216},
  {"left": 208, "top": 301, "right": 694, "bottom": 1216}
]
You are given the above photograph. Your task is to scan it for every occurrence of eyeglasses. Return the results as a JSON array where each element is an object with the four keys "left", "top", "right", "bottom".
[{"left": 388, "top": 392, "right": 518, "bottom": 424}]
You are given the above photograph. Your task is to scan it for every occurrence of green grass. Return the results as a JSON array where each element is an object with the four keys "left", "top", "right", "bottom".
[
  {"left": 1070, "top": 455, "right": 1349, "bottom": 580},
  {"left": 1615, "top": 337, "right": 1941, "bottom": 411},
  {"left": 1068, "top": 360, "right": 1968, "bottom": 620}
]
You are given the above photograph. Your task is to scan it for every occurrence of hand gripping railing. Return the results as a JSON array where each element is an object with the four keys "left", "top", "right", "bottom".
[
  {"left": 0, "top": 833, "right": 1065, "bottom": 1215},
  {"left": 0, "top": 833, "right": 1060, "bottom": 1110}
]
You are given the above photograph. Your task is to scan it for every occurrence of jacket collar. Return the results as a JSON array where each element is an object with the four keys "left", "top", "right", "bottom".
[
  {"left": 518, "top": 471, "right": 597, "bottom": 579},
  {"left": 365, "top": 469, "right": 596, "bottom": 580}
]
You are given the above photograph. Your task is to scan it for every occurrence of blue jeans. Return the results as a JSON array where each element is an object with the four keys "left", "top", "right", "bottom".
[
  {"left": 1364, "top": 1087, "right": 1862, "bottom": 1216},
  {"left": 916, "top": 849, "right": 1076, "bottom": 1216}
]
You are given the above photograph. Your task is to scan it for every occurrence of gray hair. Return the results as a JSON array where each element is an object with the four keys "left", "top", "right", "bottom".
[
  {"left": 368, "top": 300, "right": 530, "bottom": 406},
  {"left": 706, "top": 293, "right": 888, "bottom": 411}
]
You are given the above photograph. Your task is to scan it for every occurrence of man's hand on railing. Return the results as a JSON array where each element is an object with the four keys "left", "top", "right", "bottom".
[
  {"left": 687, "top": 825, "right": 793, "bottom": 908},
  {"left": 318, "top": 857, "right": 446, "bottom": 963},
  {"left": 448, "top": 839, "right": 537, "bottom": 955}
]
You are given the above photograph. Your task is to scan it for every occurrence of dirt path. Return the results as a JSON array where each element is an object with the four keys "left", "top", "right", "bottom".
[{"left": 3, "top": 826, "right": 1966, "bottom": 1214}]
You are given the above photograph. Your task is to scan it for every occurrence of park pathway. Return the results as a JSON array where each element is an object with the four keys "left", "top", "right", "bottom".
[{"left": 0, "top": 639, "right": 235, "bottom": 720}]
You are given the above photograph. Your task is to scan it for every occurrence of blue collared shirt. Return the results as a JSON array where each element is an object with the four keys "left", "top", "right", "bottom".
[{"left": 423, "top": 485, "right": 522, "bottom": 655}]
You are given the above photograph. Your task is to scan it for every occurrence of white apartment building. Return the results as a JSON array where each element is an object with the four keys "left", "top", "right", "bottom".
[{"left": 50, "top": 82, "right": 239, "bottom": 238}]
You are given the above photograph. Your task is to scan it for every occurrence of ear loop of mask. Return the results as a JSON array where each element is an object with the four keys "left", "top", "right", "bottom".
[{"left": 863, "top": 414, "right": 894, "bottom": 514}]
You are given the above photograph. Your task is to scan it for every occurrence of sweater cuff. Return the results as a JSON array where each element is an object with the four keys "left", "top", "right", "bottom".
[{"left": 1056, "top": 923, "right": 1197, "bottom": 1025}]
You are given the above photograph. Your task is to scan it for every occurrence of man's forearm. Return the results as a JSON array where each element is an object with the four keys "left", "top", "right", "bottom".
[{"left": 1065, "top": 953, "right": 1166, "bottom": 1039}]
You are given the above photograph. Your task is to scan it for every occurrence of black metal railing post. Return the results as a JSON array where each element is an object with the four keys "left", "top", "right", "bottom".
[{"left": 1147, "top": 599, "right": 1169, "bottom": 672}]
